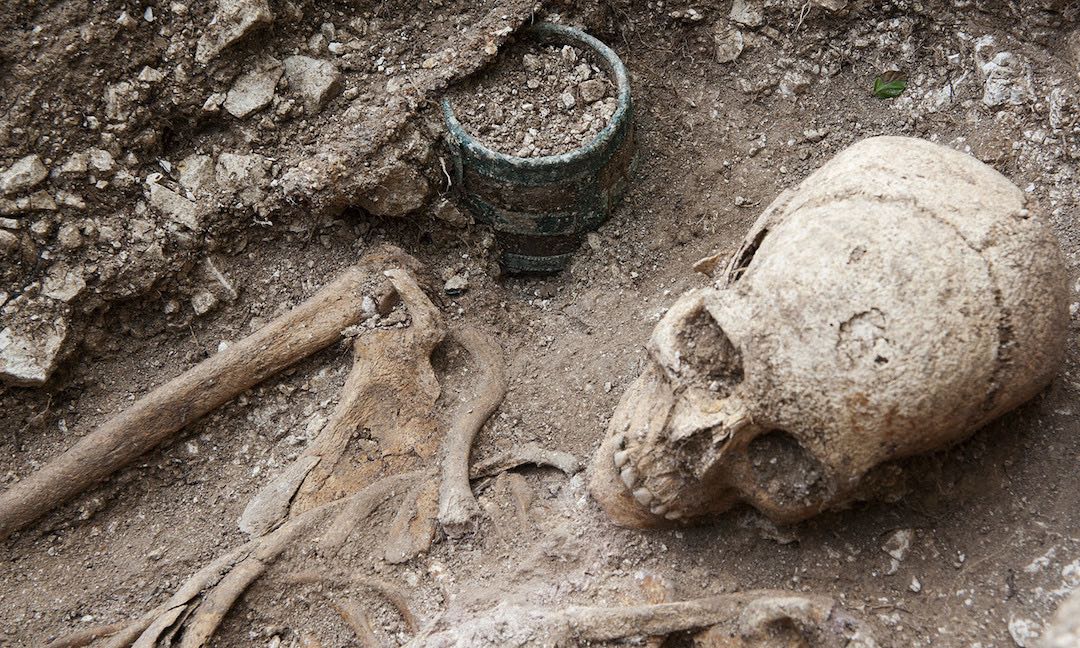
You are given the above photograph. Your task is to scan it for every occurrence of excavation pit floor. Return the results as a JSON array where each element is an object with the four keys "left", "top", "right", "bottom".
[{"left": 1, "top": 1, "right": 1079, "bottom": 646}]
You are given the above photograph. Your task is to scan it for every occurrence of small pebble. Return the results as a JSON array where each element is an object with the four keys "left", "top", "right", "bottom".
[{"left": 444, "top": 274, "right": 468, "bottom": 296}]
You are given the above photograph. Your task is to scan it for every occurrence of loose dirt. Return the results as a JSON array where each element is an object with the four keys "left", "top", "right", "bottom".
[
  {"left": 449, "top": 39, "right": 617, "bottom": 157},
  {"left": 2, "top": 1, "right": 1079, "bottom": 646}
]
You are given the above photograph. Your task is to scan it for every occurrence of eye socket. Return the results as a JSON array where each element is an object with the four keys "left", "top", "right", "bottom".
[
  {"left": 675, "top": 307, "right": 744, "bottom": 390},
  {"left": 745, "top": 430, "right": 827, "bottom": 508}
]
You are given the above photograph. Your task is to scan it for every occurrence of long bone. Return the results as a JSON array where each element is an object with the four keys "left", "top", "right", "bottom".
[{"left": 0, "top": 246, "right": 421, "bottom": 541}]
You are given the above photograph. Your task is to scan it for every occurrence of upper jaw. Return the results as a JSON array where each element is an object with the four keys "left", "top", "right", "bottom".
[
  {"left": 589, "top": 362, "right": 757, "bottom": 527},
  {"left": 588, "top": 367, "right": 681, "bottom": 527}
]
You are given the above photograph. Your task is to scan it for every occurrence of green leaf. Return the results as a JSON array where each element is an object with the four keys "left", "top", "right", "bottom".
[{"left": 873, "top": 76, "right": 907, "bottom": 99}]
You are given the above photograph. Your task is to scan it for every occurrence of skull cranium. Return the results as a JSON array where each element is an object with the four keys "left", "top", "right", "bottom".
[{"left": 589, "top": 136, "right": 1069, "bottom": 528}]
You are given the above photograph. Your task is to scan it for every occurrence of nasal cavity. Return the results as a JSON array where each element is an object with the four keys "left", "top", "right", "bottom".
[{"left": 676, "top": 307, "right": 743, "bottom": 391}]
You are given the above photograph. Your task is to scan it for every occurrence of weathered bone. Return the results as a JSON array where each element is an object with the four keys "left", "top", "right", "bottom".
[
  {"left": 405, "top": 591, "right": 877, "bottom": 647},
  {"left": 437, "top": 327, "right": 508, "bottom": 536},
  {"left": 240, "top": 266, "right": 446, "bottom": 536},
  {"left": 590, "top": 136, "right": 1068, "bottom": 528},
  {"left": 1042, "top": 587, "right": 1080, "bottom": 648},
  {"left": 469, "top": 442, "right": 580, "bottom": 479},
  {"left": 48, "top": 471, "right": 424, "bottom": 648},
  {"left": 0, "top": 246, "right": 422, "bottom": 542}
]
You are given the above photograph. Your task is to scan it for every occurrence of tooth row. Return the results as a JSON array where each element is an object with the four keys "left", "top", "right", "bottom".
[
  {"left": 610, "top": 433, "right": 684, "bottom": 521},
  {"left": 640, "top": 482, "right": 681, "bottom": 520},
  {"left": 632, "top": 488, "right": 653, "bottom": 506},
  {"left": 637, "top": 480, "right": 683, "bottom": 521},
  {"left": 613, "top": 450, "right": 629, "bottom": 468}
]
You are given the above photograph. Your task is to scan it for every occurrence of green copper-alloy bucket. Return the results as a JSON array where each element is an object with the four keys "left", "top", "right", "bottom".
[{"left": 443, "top": 22, "right": 634, "bottom": 273}]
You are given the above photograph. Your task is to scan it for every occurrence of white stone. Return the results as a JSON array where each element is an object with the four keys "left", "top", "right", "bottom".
[
  {"left": 0, "top": 301, "right": 69, "bottom": 386},
  {"left": 215, "top": 152, "right": 269, "bottom": 206},
  {"left": 178, "top": 154, "right": 217, "bottom": 197},
  {"left": 0, "top": 230, "right": 18, "bottom": 257},
  {"left": 778, "top": 70, "right": 811, "bottom": 97},
  {"left": 87, "top": 149, "right": 115, "bottom": 174},
  {"left": 356, "top": 162, "right": 430, "bottom": 217},
  {"left": 1008, "top": 616, "right": 1040, "bottom": 647},
  {"left": 578, "top": 79, "right": 607, "bottom": 104},
  {"left": 195, "top": 0, "right": 273, "bottom": 64},
  {"left": 59, "top": 153, "right": 89, "bottom": 176},
  {"left": 202, "top": 92, "right": 227, "bottom": 113},
  {"left": 713, "top": 21, "right": 745, "bottom": 64},
  {"left": 882, "top": 529, "right": 913, "bottom": 561},
  {"left": 433, "top": 198, "right": 471, "bottom": 228},
  {"left": 283, "top": 55, "right": 343, "bottom": 114},
  {"left": 138, "top": 66, "right": 164, "bottom": 82},
  {"left": 104, "top": 81, "right": 137, "bottom": 122},
  {"left": 148, "top": 182, "right": 199, "bottom": 230},
  {"left": 25, "top": 191, "right": 57, "bottom": 212},
  {"left": 42, "top": 265, "right": 87, "bottom": 303},
  {"left": 980, "top": 52, "right": 1035, "bottom": 107},
  {"left": 56, "top": 223, "right": 83, "bottom": 249},
  {"left": 224, "top": 61, "right": 283, "bottom": 118},
  {"left": 0, "top": 155, "right": 48, "bottom": 196},
  {"left": 56, "top": 190, "right": 86, "bottom": 210},
  {"left": 191, "top": 290, "right": 218, "bottom": 315},
  {"left": 974, "top": 36, "right": 1035, "bottom": 108},
  {"left": 444, "top": 274, "right": 468, "bottom": 296},
  {"left": 729, "top": 0, "right": 764, "bottom": 27}
]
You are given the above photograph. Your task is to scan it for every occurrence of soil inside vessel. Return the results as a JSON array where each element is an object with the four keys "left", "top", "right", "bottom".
[{"left": 449, "top": 38, "right": 618, "bottom": 157}]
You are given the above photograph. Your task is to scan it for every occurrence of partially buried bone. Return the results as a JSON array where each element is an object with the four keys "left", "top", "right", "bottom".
[
  {"left": 0, "top": 246, "right": 423, "bottom": 541},
  {"left": 1041, "top": 587, "right": 1080, "bottom": 648},
  {"left": 590, "top": 136, "right": 1068, "bottom": 528},
  {"left": 405, "top": 590, "right": 877, "bottom": 647}
]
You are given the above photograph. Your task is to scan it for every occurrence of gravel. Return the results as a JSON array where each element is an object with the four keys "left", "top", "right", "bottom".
[{"left": 450, "top": 40, "right": 619, "bottom": 158}]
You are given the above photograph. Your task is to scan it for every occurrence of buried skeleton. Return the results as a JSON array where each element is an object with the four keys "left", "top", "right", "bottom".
[
  {"left": 10, "top": 135, "right": 1071, "bottom": 647},
  {"left": 4, "top": 0, "right": 1080, "bottom": 644}
]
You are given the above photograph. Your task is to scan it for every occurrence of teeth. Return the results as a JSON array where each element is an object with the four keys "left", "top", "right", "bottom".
[
  {"left": 613, "top": 450, "right": 630, "bottom": 468},
  {"left": 619, "top": 466, "right": 637, "bottom": 489},
  {"left": 632, "top": 488, "right": 654, "bottom": 506},
  {"left": 650, "top": 503, "right": 668, "bottom": 516},
  {"left": 663, "top": 510, "right": 681, "bottom": 521}
]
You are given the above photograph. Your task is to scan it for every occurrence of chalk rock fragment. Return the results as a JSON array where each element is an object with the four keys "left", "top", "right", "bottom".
[
  {"left": 148, "top": 181, "right": 199, "bottom": 230},
  {"left": 357, "top": 163, "right": 430, "bottom": 217},
  {"left": 224, "top": 60, "right": 283, "bottom": 118},
  {"left": 283, "top": 55, "right": 343, "bottom": 114},
  {"left": 195, "top": 0, "right": 274, "bottom": 64},
  {"left": 0, "top": 296, "right": 70, "bottom": 386},
  {"left": 0, "top": 155, "right": 47, "bottom": 196}
]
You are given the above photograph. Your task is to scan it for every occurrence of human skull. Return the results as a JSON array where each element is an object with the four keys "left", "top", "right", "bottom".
[{"left": 590, "top": 136, "right": 1068, "bottom": 528}]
